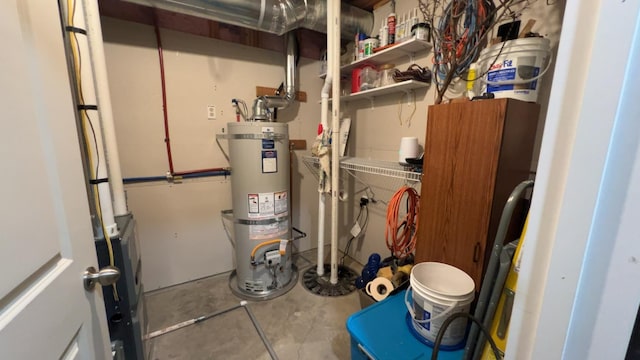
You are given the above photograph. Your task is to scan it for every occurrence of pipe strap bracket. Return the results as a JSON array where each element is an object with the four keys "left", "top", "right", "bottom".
[
  {"left": 89, "top": 178, "right": 109, "bottom": 185},
  {"left": 236, "top": 216, "right": 289, "bottom": 226},
  {"left": 77, "top": 104, "right": 98, "bottom": 111},
  {"left": 65, "top": 26, "right": 87, "bottom": 35},
  {"left": 216, "top": 133, "right": 285, "bottom": 141}
]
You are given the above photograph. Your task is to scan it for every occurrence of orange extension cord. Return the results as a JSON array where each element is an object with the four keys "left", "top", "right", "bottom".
[{"left": 385, "top": 186, "right": 420, "bottom": 259}]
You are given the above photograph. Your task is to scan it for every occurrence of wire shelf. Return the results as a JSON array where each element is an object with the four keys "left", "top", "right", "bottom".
[{"left": 302, "top": 156, "right": 422, "bottom": 182}]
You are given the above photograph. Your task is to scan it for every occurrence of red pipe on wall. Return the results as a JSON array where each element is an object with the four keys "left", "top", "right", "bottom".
[
  {"left": 153, "top": 14, "right": 227, "bottom": 178},
  {"left": 153, "top": 14, "right": 175, "bottom": 175}
]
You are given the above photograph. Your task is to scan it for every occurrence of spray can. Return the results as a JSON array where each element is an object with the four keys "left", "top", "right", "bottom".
[
  {"left": 358, "top": 32, "right": 367, "bottom": 60},
  {"left": 387, "top": 12, "right": 396, "bottom": 44},
  {"left": 396, "top": 14, "right": 407, "bottom": 42},
  {"left": 466, "top": 63, "right": 478, "bottom": 99},
  {"left": 379, "top": 25, "right": 386, "bottom": 47},
  {"left": 381, "top": 24, "right": 389, "bottom": 47},
  {"left": 354, "top": 31, "right": 360, "bottom": 61}
]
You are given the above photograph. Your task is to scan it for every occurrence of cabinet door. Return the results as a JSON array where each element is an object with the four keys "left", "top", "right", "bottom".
[
  {"left": 415, "top": 99, "right": 539, "bottom": 289},
  {"left": 416, "top": 100, "right": 508, "bottom": 289}
]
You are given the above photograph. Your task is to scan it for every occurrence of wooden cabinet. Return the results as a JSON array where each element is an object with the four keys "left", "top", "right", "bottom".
[{"left": 415, "top": 99, "right": 539, "bottom": 289}]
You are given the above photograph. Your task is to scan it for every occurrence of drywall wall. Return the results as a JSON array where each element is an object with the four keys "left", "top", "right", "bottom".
[
  {"left": 340, "top": 0, "right": 566, "bottom": 267},
  {"left": 101, "top": 0, "right": 565, "bottom": 290},
  {"left": 101, "top": 17, "right": 323, "bottom": 290}
]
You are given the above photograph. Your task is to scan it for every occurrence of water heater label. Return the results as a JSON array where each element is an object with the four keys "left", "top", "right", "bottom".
[
  {"left": 262, "top": 139, "right": 275, "bottom": 149},
  {"left": 249, "top": 223, "right": 278, "bottom": 238},
  {"left": 258, "top": 192, "right": 275, "bottom": 216},
  {"left": 248, "top": 194, "right": 259, "bottom": 214},
  {"left": 274, "top": 191, "right": 288, "bottom": 215},
  {"left": 249, "top": 220, "right": 288, "bottom": 240},
  {"left": 262, "top": 150, "right": 277, "bottom": 173}
]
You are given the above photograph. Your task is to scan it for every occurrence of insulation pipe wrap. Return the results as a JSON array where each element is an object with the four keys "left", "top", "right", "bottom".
[
  {"left": 83, "top": 0, "right": 128, "bottom": 217},
  {"left": 62, "top": 0, "right": 118, "bottom": 237},
  {"left": 316, "top": 0, "right": 334, "bottom": 277},
  {"left": 123, "top": 0, "right": 373, "bottom": 38}
]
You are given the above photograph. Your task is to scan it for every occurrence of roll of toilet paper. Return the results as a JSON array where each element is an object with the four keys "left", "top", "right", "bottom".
[
  {"left": 365, "top": 277, "right": 395, "bottom": 302},
  {"left": 399, "top": 137, "right": 419, "bottom": 164}
]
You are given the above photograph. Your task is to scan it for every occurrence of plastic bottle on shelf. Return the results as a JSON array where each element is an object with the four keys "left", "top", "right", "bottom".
[
  {"left": 381, "top": 23, "right": 388, "bottom": 47},
  {"left": 409, "top": 9, "right": 419, "bottom": 36},
  {"left": 387, "top": 12, "right": 396, "bottom": 44},
  {"left": 397, "top": 14, "right": 405, "bottom": 42},
  {"left": 378, "top": 24, "right": 386, "bottom": 48},
  {"left": 358, "top": 32, "right": 366, "bottom": 60},
  {"left": 404, "top": 13, "right": 411, "bottom": 40},
  {"left": 354, "top": 31, "right": 359, "bottom": 61},
  {"left": 466, "top": 63, "right": 478, "bottom": 99}
]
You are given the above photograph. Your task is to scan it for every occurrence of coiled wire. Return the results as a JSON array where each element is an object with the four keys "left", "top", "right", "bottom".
[
  {"left": 385, "top": 186, "right": 420, "bottom": 259},
  {"left": 433, "top": 0, "right": 496, "bottom": 86}
]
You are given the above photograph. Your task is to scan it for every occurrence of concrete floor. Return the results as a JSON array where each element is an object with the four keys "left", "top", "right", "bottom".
[{"left": 145, "top": 249, "right": 364, "bottom": 360}]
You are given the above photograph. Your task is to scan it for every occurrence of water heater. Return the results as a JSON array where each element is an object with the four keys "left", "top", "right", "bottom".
[{"left": 226, "top": 122, "right": 296, "bottom": 300}]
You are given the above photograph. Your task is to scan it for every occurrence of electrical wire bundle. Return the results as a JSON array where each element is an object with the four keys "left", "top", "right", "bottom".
[
  {"left": 385, "top": 186, "right": 420, "bottom": 259},
  {"left": 432, "top": 0, "right": 497, "bottom": 86}
]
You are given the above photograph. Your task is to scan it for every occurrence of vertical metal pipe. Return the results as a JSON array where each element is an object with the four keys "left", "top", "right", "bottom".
[
  {"left": 244, "top": 304, "right": 280, "bottom": 360},
  {"left": 257, "top": 31, "right": 298, "bottom": 112}
]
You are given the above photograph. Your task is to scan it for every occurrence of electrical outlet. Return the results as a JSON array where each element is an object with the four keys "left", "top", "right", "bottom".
[{"left": 207, "top": 105, "right": 216, "bottom": 120}]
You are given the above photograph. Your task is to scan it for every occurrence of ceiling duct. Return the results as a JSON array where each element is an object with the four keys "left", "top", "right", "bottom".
[{"left": 123, "top": 0, "right": 374, "bottom": 38}]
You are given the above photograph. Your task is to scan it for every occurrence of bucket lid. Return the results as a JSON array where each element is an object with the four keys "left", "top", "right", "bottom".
[
  {"left": 411, "top": 262, "right": 475, "bottom": 297},
  {"left": 479, "top": 37, "right": 551, "bottom": 57}
]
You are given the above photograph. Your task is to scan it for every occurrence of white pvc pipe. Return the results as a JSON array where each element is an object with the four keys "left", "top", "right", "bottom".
[
  {"left": 329, "top": 0, "right": 341, "bottom": 285},
  {"left": 317, "top": 193, "right": 325, "bottom": 275},
  {"left": 83, "top": 0, "right": 128, "bottom": 217},
  {"left": 317, "top": 0, "right": 334, "bottom": 278},
  {"left": 63, "top": 0, "right": 118, "bottom": 237}
]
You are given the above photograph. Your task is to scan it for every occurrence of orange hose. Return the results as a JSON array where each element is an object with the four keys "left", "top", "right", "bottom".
[{"left": 385, "top": 186, "right": 420, "bottom": 259}]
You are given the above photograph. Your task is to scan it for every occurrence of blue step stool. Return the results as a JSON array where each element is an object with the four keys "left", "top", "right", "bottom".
[{"left": 346, "top": 290, "right": 465, "bottom": 360}]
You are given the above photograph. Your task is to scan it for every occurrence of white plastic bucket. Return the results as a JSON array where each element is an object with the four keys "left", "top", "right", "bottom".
[
  {"left": 405, "top": 262, "right": 475, "bottom": 348},
  {"left": 476, "top": 37, "right": 552, "bottom": 102}
]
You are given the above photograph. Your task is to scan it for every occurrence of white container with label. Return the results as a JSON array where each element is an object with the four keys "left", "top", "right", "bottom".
[{"left": 476, "top": 37, "right": 552, "bottom": 102}]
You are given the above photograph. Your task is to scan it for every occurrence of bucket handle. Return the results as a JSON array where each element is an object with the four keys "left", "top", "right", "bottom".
[
  {"left": 404, "top": 285, "right": 459, "bottom": 324},
  {"left": 480, "top": 49, "right": 554, "bottom": 86}
]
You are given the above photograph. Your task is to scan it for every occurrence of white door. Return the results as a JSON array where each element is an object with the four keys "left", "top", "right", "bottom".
[{"left": 0, "top": 1, "right": 111, "bottom": 359}]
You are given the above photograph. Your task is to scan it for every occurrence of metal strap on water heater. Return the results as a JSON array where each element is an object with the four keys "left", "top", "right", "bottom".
[
  {"left": 216, "top": 133, "right": 285, "bottom": 141},
  {"left": 236, "top": 216, "right": 289, "bottom": 226},
  {"left": 221, "top": 209, "right": 288, "bottom": 225}
]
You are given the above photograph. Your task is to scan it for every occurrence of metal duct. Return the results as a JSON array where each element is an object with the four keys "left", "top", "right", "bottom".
[
  {"left": 123, "top": 0, "right": 374, "bottom": 38},
  {"left": 251, "top": 31, "right": 297, "bottom": 121}
]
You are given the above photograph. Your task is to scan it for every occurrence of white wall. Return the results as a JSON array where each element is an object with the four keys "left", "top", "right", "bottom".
[
  {"left": 339, "top": 0, "right": 566, "bottom": 266},
  {"left": 102, "top": 17, "right": 323, "bottom": 290},
  {"left": 100, "top": 0, "right": 566, "bottom": 289}
]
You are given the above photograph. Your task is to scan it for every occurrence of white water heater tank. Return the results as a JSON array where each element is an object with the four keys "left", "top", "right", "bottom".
[{"left": 226, "top": 122, "right": 295, "bottom": 300}]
